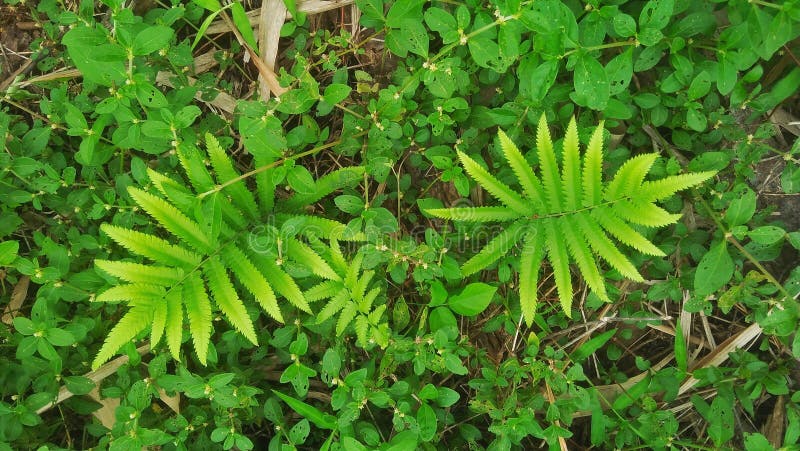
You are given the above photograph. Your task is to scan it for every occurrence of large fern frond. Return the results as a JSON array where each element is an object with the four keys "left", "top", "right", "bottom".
[
  {"left": 93, "top": 134, "right": 364, "bottom": 368},
  {"left": 425, "top": 115, "right": 716, "bottom": 323}
]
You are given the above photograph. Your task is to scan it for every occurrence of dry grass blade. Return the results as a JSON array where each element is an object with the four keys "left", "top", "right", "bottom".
[
  {"left": 1, "top": 275, "right": 28, "bottom": 325},
  {"left": 762, "top": 395, "right": 785, "bottom": 447},
  {"left": 678, "top": 322, "right": 762, "bottom": 395},
  {"left": 36, "top": 344, "right": 150, "bottom": 415},
  {"left": 257, "top": 0, "right": 287, "bottom": 100},
  {"left": 205, "top": 0, "right": 355, "bottom": 35}
]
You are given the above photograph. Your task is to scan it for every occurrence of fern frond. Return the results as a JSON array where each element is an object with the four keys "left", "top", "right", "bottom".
[
  {"left": 576, "top": 212, "right": 643, "bottom": 281},
  {"left": 336, "top": 302, "right": 358, "bottom": 336},
  {"left": 604, "top": 153, "right": 658, "bottom": 201},
  {"left": 613, "top": 200, "right": 681, "bottom": 227},
  {"left": 639, "top": 172, "right": 716, "bottom": 202},
  {"left": 183, "top": 272, "right": 212, "bottom": 365},
  {"left": 328, "top": 239, "right": 348, "bottom": 274},
  {"left": 204, "top": 256, "right": 258, "bottom": 345},
  {"left": 95, "top": 260, "right": 183, "bottom": 286},
  {"left": 345, "top": 252, "right": 365, "bottom": 288},
  {"left": 95, "top": 283, "right": 166, "bottom": 303},
  {"left": 593, "top": 208, "right": 665, "bottom": 256},
  {"left": 147, "top": 168, "right": 195, "bottom": 215},
  {"left": 561, "top": 216, "right": 608, "bottom": 301},
  {"left": 253, "top": 254, "right": 311, "bottom": 313},
  {"left": 285, "top": 238, "right": 340, "bottom": 280},
  {"left": 101, "top": 224, "right": 201, "bottom": 268},
  {"left": 461, "top": 221, "right": 526, "bottom": 276},
  {"left": 305, "top": 280, "right": 343, "bottom": 303},
  {"left": 519, "top": 226, "right": 546, "bottom": 326},
  {"left": 316, "top": 288, "right": 349, "bottom": 324},
  {"left": 150, "top": 298, "right": 167, "bottom": 349},
  {"left": 561, "top": 118, "right": 582, "bottom": 211},
  {"left": 544, "top": 219, "right": 573, "bottom": 317},
  {"left": 536, "top": 114, "right": 563, "bottom": 214},
  {"left": 360, "top": 286, "right": 381, "bottom": 314},
  {"left": 275, "top": 214, "right": 363, "bottom": 241},
  {"left": 205, "top": 133, "right": 259, "bottom": 220},
  {"left": 165, "top": 290, "right": 183, "bottom": 361},
  {"left": 425, "top": 206, "right": 522, "bottom": 222},
  {"left": 128, "top": 187, "right": 213, "bottom": 253},
  {"left": 354, "top": 315, "right": 370, "bottom": 347},
  {"left": 352, "top": 270, "right": 375, "bottom": 305},
  {"left": 222, "top": 245, "right": 283, "bottom": 323},
  {"left": 176, "top": 142, "right": 215, "bottom": 193},
  {"left": 498, "top": 130, "right": 545, "bottom": 208},
  {"left": 456, "top": 150, "right": 532, "bottom": 215},
  {"left": 282, "top": 166, "right": 366, "bottom": 211},
  {"left": 582, "top": 123, "right": 605, "bottom": 207},
  {"left": 92, "top": 302, "right": 154, "bottom": 369}
]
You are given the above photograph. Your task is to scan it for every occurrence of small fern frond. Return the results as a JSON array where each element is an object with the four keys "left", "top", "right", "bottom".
[
  {"left": 593, "top": 209, "right": 665, "bottom": 256},
  {"left": 285, "top": 238, "right": 340, "bottom": 280},
  {"left": 639, "top": 172, "right": 716, "bottom": 202},
  {"left": 561, "top": 118, "right": 582, "bottom": 211},
  {"left": 613, "top": 200, "right": 681, "bottom": 227},
  {"left": 518, "top": 226, "right": 546, "bottom": 326},
  {"left": 561, "top": 217, "right": 608, "bottom": 301},
  {"left": 204, "top": 256, "right": 258, "bottom": 345},
  {"left": 150, "top": 299, "right": 167, "bottom": 350},
  {"left": 456, "top": 150, "right": 532, "bottom": 215},
  {"left": 252, "top": 253, "right": 311, "bottom": 313},
  {"left": 183, "top": 273, "right": 212, "bottom": 365},
  {"left": 355, "top": 316, "right": 370, "bottom": 347},
  {"left": 498, "top": 130, "right": 544, "bottom": 208},
  {"left": 336, "top": 302, "right": 358, "bottom": 336},
  {"left": 95, "top": 283, "right": 165, "bottom": 303},
  {"left": 316, "top": 288, "right": 349, "bottom": 324},
  {"left": 582, "top": 123, "right": 605, "bottom": 207},
  {"left": 305, "top": 280, "right": 343, "bottom": 304},
  {"left": 147, "top": 168, "right": 196, "bottom": 214},
  {"left": 165, "top": 290, "right": 183, "bottom": 361},
  {"left": 95, "top": 260, "right": 183, "bottom": 286},
  {"left": 128, "top": 187, "right": 213, "bottom": 252},
  {"left": 92, "top": 302, "right": 153, "bottom": 370},
  {"left": 176, "top": 142, "right": 215, "bottom": 193},
  {"left": 205, "top": 133, "right": 259, "bottom": 220},
  {"left": 604, "top": 153, "right": 658, "bottom": 201},
  {"left": 100, "top": 224, "right": 201, "bottom": 268},
  {"left": 425, "top": 206, "right": 522, "bottom": 222},
  {"left": 536, "top": 114, "right": 563, "bottom": 213},
  {"left": 544, "top": 220, "right": 573, "bottom": 317},
  {"left": 222, "top": 245, "right": 283, "bottom": 323},
  {"left": 575, "top": 212, "right": 643, "bottom": 281},
  {"left": 461, "top": 221, "right": 526, "bottom": 276}
]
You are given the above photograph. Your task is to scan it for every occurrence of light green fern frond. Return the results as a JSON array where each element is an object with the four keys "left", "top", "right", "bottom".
[
  {"left": 92, "top": 133, "right": 365, "bottom": 368},
  {"left": 425, "top": 114, "right": 716, "bottom": 324}
]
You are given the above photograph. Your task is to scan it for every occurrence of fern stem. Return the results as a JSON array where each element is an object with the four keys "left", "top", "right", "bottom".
[{"left": 197, "top": 130, "right": 368, "bottom": 199}]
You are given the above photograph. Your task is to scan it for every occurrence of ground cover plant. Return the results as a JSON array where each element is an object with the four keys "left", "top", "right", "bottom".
[{"left": 1, "top": 0, "right": 800, "bottom": 449}]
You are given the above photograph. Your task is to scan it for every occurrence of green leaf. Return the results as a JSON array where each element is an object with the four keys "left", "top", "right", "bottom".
[
  {"left": 417, "top": 402, "right": 437, "bottom": 442},
  {"left": 687, "top": 71, "right": 711, "bottom": 100},
  {"left": 204, "top": 257, "right": 257, "bottom": 345},
  {"left": 272, "top": 390, "right": 336, "bottom": 430},
  {"left": 400, "top": 19, "right": 429, "bottom": 58},
  {"left": 45, "top": 328, "right": 75, "bottom": 346},
  {"left": 613, "top": 14, "right": 636, "bottom": 37},
  {"left": 385, "top": 0, "right": 424, "bottom": 28},
  {"left": 574, "top": 55, "right": 609, "bottom": 110},
  {"left": 64, "top": 376, "right": 95, "bottom": 396},
  {"left": 448, "top": 283, "right": 496, "bottom": 316},
  {"left": 287, "top": 166, "right": 317, "bottom": 195},
  {"left": 230, "top": 1, "right": 258, "bottom": 51},
  {"left": 748, "top": 226, "right": 785, "bottom": 245},
  {"left": 132, "top": 26, "right": 173, "bottom": 56},
  {"left": 572, "top": 329, "right": 616, "bottom": 362},
  {"left": 0, "top": 240, "right": 19, "bottom": 265},
  {"left": 694, "top": 240, "right": 734, "bottom": 297},
  {"left": 724, "top": 187, "right": 756, "bottom": 227},
  {"left": 674, "top": 320, "right": 687, "bottom": 372},
  {"left": 323, "top": 84, "right": 351, "bottom": 105}
]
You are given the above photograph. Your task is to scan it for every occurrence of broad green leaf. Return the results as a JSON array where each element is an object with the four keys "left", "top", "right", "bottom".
[
  {"left": 448, "top": 283, "right": 496, "bottom": 316},
  {"left": 132, "top": 26, "right": 173, "bottom": 56},
  {"left": 748, "top": 226, "right": 785, "bottom": 245},
  {"left": 0, "top": 241, "right": 19, "bottom": 265},
  {"left": 674, "top": 320, "right": 687, "bottom": 372},
  {"left": 724, "top": 187, "right": 756, "bottom": 227},
  {"left": 687, "top": 71, "right": 711, "bottom": 100},
  {"left": 323, "top": 84, "right": 351, "bottom": 105},
  {"left": 574, "top": 56, "right": 609, "bottom": 110},
  {"left": 230, "top": 1, "right": 259, "bottom": 51},
  {"left": 417, "top": 402, "right": 437, "bottom": 441},
  {"left": 694, "top": 240, "right": 734, "bottom": 297},
  {"left": 64, "top": 376, "right": 95, "bottom": 396}
]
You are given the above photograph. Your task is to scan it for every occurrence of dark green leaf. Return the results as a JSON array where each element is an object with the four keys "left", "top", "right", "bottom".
[
  {"left": 694, "top": 240, "right": 734, "bottom": 297},
  {"left": 132, "top": 26, "right": 173, "bottom": 56},
  {"left": 448, "top": 283, "right": 496, "bottom": 316},
  {"left": 64, "top": 376, "right": 95, "bottom": 396},
  {"left": 572, "top": 329, "right": 616, "bottom": 362}
]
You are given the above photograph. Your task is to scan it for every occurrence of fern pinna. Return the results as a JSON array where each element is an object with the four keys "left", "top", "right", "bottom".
[
  {"left": 425, "top": 115, "right": 716, "bottom": 325},
  {"left": 92, "top": 133, "right": 363, "bottom": 369}
]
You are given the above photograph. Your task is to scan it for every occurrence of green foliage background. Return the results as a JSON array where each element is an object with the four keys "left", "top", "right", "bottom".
[{"left": 1, "top": 0, "right": 800, "bottom": 449}]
